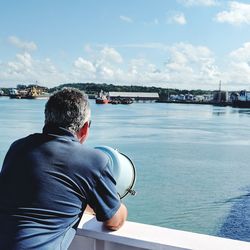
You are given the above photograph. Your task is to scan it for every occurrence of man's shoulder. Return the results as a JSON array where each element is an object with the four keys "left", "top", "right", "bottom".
[
  {"left": 77, "top": 146, "right": 110, "bottom": 171},
  {"left": 14, "top": 133, "right": 47, "bottom": 152},
  {"left": 9, "top": 133, "right": 41, "bottom": 149}
]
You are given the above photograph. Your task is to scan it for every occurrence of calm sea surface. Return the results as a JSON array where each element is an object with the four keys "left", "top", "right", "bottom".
[{"left": 1, "top": 96, "right": 250, "bottom": 241}]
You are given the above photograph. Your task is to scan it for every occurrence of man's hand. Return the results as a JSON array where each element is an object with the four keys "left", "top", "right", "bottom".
[{"left": 104, "top": 203, "right": 127, "bottom": 231}]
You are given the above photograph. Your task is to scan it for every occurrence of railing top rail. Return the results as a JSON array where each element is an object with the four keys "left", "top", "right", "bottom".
[{"left": 75, "top": 214, "right": 250, "bottom": 250}]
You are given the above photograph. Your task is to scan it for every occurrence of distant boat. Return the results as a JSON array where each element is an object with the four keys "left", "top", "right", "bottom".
[
  {"left": 232, "top": 100, "right": 250, "bottom": 108},
  {"left": 95, "top": 90, "right": 109, "bottom": 104},
  {"left": 22, "top": 94, "right": 50, "bottom": 99},
  {"left": 110, "top": 98, "right": 133, "bottom": 104},
  {"left": 9, "top": 89, "right": 22, "bottom": 99},
  {"left": 9, "top": 94, "right": 22, "bottom": 99},
  {"left": 120, "top": 98, "right": 133, "bottom": 104},
  {"left": 110, "top": 99, "right": 120, "bottom": 105},
  {"left": 9, "top": 87, "right": 50, "bottom": 100},
  {"left": 95, "top": 96, "right": 109, "bottom": 104},
  {"left": 232, "top": 90, "right": 250, "bottom": 108}
]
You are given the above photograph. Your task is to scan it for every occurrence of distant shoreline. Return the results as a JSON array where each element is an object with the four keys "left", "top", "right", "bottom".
[
  {"left": 157, "top": 100, "right": 232, "bottom": 107},
  {"left": 1, "top": 94, "right": 233, "bottom": 107}
]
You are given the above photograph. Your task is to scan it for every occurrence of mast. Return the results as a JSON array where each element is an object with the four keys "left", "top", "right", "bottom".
[{"left": 218, "top": 80, "right": 221, "bottom": 103}]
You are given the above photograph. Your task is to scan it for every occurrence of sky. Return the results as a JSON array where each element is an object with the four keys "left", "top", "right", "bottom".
[{"left": 1, "top": 0, "right": 250, "bottom": 90}]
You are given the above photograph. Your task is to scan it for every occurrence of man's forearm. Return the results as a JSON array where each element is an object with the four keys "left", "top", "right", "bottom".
[{"left": 104, "top": 203, "right": 127, "bottom": 231}]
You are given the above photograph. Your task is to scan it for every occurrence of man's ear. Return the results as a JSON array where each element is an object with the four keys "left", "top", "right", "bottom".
[{"left": 77, "top": 122, "right": 89, "bottom": 144}]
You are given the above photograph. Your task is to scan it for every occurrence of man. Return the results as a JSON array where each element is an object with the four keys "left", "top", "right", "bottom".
[{"left": 0, "top": 88, "right": 127, "bottom": 249}]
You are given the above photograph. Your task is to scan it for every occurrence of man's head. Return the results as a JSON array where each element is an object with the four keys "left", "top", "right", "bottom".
[{"left": 45, "top": 88, "right": 91, "bottom": 142}]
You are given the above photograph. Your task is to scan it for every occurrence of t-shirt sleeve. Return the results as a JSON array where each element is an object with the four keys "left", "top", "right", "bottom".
[{"left": 88, "top": 161, "right": 121, "bottom": 221}]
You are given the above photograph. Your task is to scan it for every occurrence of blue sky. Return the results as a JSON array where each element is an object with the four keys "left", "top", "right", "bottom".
[{"left": 1, "top": 0, "right": 250, "bottom": 90}]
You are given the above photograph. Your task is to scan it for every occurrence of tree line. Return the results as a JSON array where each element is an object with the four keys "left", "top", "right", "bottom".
[
  {"left": 1, "top": 82, "right": 212, "bottom": 96},
  {"left": 49, "top": 82, "right": 212, "bottom": 96}
]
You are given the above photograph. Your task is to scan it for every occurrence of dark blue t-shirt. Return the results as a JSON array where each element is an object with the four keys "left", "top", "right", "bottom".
[{"left": 0, "top": 125, "right": 121, "bottom": 249}]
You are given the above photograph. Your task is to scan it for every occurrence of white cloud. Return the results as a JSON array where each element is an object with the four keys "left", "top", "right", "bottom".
[
  {"left": 126, "top": 58, "right": 168, "bottom": 84},
  {"left": 70, "top": 42, "right": 250, "bottom": 89},
  {"left": 0, "top": 43, "right": 221, "bottom": 89},
  {"left": 71, "top": 47, "right": 123, "bottom": 82},
  {"left": 99, "top": 66, "right": 115, "bottom": 78},
  {"left": 119, "top": 15, "right": 133, "bottom": 23},
  {"left": 178, "top": 0, "right": 219, "bottom": 7},
  {"left": 229, "top": 42, "right": 250, "bottom": 61},
  {"left": 164, "top": 43, "right": 221, "bottom": 86},
  {"left": 8, "top": 36, "right": 37, "bottom": 51},
  {"left": 114, "top": 42, "right": 168, "bottom": 50},
  {"left": 74, "top": 58, "right": 96, "bottom": 73},
  {"left": 71, "top": 57, "right": 96, "bottom": 82},
  {"left": 215, "top": 1, "right": 250, "bottom": 25},
  {"left": 100, "top": 47, "right": 123, "bottom": 64},
  {"left": 5, "top": 52, "right": 33, "bottom": 74},
  {"left": 0, "top": 52, "right": 66, "bottom": 86},
  {"left": 5, "top": 41, "right": 250, "bottom": 90},
  {"left": 225, "top": 42, "right": 250, "bottom": 86},
  {"left": 75, "top": 43, "right": 220, "bottom": 88},
  {"left": 168, "top": 12, "right": 187, "bottom": 25},
  {"left": 227, "top": 61, "right": 250, "bottom": 84}
]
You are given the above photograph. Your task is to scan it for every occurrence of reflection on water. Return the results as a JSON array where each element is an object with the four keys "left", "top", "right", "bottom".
[
  {"left": 235, "top": 109, "right": 250, "bottom": 115},
  {"left": 1, "top": 98, "right": 250, "bottom": 241},
  {"left": 212, "top": 105, "right": 250, "bottom": 117}
]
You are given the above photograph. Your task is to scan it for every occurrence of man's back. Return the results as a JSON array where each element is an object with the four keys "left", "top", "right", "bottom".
[{"left": 0, "top": 124, "right": 120, "bottom": 249}]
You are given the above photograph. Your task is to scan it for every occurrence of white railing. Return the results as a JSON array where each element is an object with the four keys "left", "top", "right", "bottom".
[{"left": 69, "top": 214, "right": 250, "bottom": 250}]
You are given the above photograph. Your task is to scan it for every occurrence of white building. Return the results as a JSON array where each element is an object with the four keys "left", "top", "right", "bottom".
[
  {"left": 9, "top": 88, "right": 19, "bottom": 95},
  {"left": 185, "top": 94, "right": 194, "bottom": 101},
  {"left": 108, "top": 92, "right": 159, "bottom": 101},
  {"left": 237, "top": 90, "right": 250, "bottom": 101},
  {"left": 194, "top": 95, "right": 205, "bottom": 102}
]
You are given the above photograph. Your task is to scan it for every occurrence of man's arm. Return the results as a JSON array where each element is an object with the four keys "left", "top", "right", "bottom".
[
  {"left": 103, "top": 203, "right": 127, "bottom": 231},
  {"left": 85, "top": 203, "right": 128, "bottom": 231}
]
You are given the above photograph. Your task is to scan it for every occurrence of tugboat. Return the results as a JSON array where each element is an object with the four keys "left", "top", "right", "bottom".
[
  {"left": 95, "top": 90, "right": 109, "bottom": 104},
  {"left": 95, "top": 96, "right": 109, "bottom": 104}
]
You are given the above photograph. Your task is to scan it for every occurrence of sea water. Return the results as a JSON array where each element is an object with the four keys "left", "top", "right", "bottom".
[{"left": 1, "top": 96, "right": 250, "bottom": 241}]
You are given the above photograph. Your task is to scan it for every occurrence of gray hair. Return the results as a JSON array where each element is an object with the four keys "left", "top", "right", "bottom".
[{"left": 45, "top": 88, "right": 90, "bottom": 133}]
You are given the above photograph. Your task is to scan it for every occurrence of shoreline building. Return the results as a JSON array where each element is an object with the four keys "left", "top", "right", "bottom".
[
  {"left": 213, "top": 90, "right": 229, "bottom": 103},
  {"left": 108, "top": 92, "right": 159, "bottom": 102}
]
